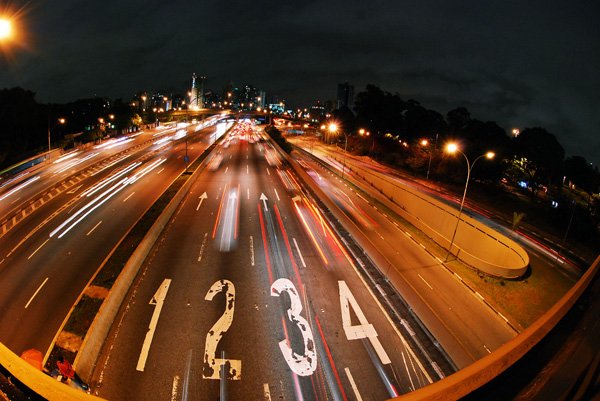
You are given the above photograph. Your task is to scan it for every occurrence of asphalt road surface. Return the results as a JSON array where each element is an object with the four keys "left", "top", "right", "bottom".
[{"left": 92, "top": 125, "right": 434, "bottom": 400}]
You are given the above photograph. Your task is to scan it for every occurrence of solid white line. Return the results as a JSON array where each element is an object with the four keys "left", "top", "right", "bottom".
[
  {"left": 171, "top": 375, "right": 180, "bottom": 401},
  {"left": 292, "top": 238, "right": 306, "bottom": 268},
  {"left": 418, "top": 273, "right": 433, "bottom": 290},
  {"left": 87, "top": 220, "right": 102, "bottom": 236},
  {"left": 344, "top": 368, "right": 363, "bottom": 401},
  {"left": 28, "top": 239, "right": 49, "bottom": 260},
  {"left": 25, "top": 277, "right": 49, "bottom": 309},
  {"left": 156, "top": 168, "right": 164, "bottom": 174},
  {"left": 123, "top": 192, "right": 135, "bottom": 202},
  {"left": 263, "top": 383, "right": 272, "bottom": 401},
  {"left": 401, "top": 351, "right": 416, "bottom": 391},
  {"left": 274, "top": 188, "right": 281, "bottom": 201}
]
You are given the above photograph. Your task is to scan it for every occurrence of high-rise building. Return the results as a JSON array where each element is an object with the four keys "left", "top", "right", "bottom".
[
  {"left": 336, "top": 82, "right": 354, "bottom": 110},
  {"left": 189, "top": 73, "right": 206, "bottom": 109}
]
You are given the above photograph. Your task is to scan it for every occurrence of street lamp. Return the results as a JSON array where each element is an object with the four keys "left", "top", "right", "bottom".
[
  {"left": 444, "top": 143, "right": 495, "bottom": 261},
  {"left": 420, "top": 138, "right": 435, "bottom": 180},
  {"left": 47, "top": 117, "right": 66, "bottom": 153},
  {"left": 0, "top": 18, "right": 12, "bottom": 40}
]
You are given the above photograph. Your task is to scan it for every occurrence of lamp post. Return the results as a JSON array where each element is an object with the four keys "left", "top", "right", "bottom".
[
  {"left": 444, "top": 143, "right": 495, "bottom": 261},
  {"left": 47, "top": 117, "right": 66, "bottom": 153},
  {"left": 421, "top": 133, "right": 438, "bottom": 180}
]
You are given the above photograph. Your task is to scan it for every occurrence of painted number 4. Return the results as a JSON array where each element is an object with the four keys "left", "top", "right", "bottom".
[{"left": 339, "top": 280, "right": 391, "bottom": 365}]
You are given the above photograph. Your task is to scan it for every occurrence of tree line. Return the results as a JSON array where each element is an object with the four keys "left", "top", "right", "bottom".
[{"left": 328, "top": 84, "right": 599, "bottom": 251}]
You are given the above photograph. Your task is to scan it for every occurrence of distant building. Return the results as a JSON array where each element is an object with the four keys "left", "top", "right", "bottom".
[
  {"left": 189, "top": 74, "right": 206, "bottom": 109},
  {"left": 310, "top": 101, "right": 326, "bottom": 122},
  {"left": 336, "top": 82, "right": 354, "bottom": 110}
]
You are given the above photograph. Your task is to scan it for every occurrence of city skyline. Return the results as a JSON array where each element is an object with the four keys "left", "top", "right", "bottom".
[{"left": 0, "top": 1, "right": 599, "bottom": 166}]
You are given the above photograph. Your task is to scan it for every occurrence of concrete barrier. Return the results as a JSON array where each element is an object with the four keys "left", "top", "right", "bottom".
[
  {"left": 332, "top": 154, "right": 529, "bottom": 278},
  {"left": 391, "top": 254, "right": 599, "bottom": 400}
]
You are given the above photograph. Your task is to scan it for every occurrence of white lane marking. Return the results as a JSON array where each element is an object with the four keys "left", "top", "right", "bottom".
[
  {"left": 171, "top": 375, "right": 180, "bottom": 401},
  {"left": 247, "top": 187, "right": 250, "bottom": 200},
  {"left": 137, "top": 278, "right": 172, "bottom": 371},
  {"left": 266, "top": 167, "right": 270, "bottom": 175},
  {"left": 274, "top": 188, "right": 281, "bottom": 201},
  {"left": 344, "top": 367, "right": 363, "bottom": 401},
  {"left": 196, "top": 192, "right": 208, "bottom": 210},
  {"left": 28, "top": 238, "right": 50, "bottom": 260},
  {"left": 87, "top": 220, "right": 103, "bottom": 236},
  {"left": 250, "top": 235, "right": 255, "bottom": 266},
  {"left": 417, "top": 273, "right": 433, "bottom": 290},
  {"left": 263, "top": 383, "right": 272, "bottom": 401},
  {"left": 123, "top": 192, "right": 135, "bottom": 202},
  {"left": 292, "top": 237, "right": 306, "bottom": 268},
  {"left": 25, "top": 277, "right": 49, "bottom": 309},
  {"left": 157, "top": 168, "right": 164, "bottom": 174},
  {"left": 484, "top": 344, "right": 491, "bottom": 354},
  {"left": 225, "top": 167, "right": 229, "bottom": 174},
  {"left": 401, "top": 351, "right": 416, "bottom": 391},
  {"left": 198, "top": 233, "right": 208, "bottom": 262}
]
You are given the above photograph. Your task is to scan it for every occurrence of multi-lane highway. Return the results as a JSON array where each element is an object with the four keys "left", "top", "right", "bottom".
[
  {"left": 0, "top": 118, "right": 537, "bottom": 400},
  {"left": 0, "top": 119, "right": 224, "bottom": 356},
  {"left": 90, "top": 124, "right": 437, "bottom": 400}
]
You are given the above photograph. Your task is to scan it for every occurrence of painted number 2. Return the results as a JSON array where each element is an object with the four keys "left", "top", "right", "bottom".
[
  {"left": 203, "top": 279, "right": 242, "bottom": 380},
  {"left": 271, "top": 278, "right": 317, "bottom": 376}
]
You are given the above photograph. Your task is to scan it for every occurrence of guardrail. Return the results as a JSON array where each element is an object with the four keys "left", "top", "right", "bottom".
[{"left": 390, "top": 254, "right": 599, "bottom": 400}]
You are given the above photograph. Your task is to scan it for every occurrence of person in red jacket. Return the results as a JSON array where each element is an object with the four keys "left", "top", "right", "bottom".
[{"left": 56, "top": 355, "right": 89, "bottom": 391}]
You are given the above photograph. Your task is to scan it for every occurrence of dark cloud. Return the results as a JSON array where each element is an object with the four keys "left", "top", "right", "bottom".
[{"left": 1, "top": 0, "right": 599, "bottom": 164}]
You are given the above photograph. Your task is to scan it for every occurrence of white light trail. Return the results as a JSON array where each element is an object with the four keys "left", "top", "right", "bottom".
[
  {"left": 0, "top": 176, "right": 40, "bottom": 202},
  {"left": 83, "top": 162, "right": 141, "bottom": 197}
]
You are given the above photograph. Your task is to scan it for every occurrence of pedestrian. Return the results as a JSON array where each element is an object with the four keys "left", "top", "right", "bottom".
[{"left": 56, "top": 355, "right": 89, "bottom": 391}]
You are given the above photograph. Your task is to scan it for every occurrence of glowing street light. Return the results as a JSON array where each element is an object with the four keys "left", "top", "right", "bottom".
[
  {"left": 0, "top": 18, "right": 12, "bottom": 40},
  {"left": 444, "top": 143, "right": 495, "bottom": 261}
]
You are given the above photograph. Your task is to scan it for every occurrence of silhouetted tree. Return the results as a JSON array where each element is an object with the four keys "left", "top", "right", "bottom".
[
  {"left": 0, "top": 87, "right": 46, "bottom": 167},
  {"left": 511, "top": 127, "right": 565, "bottom": 188}
]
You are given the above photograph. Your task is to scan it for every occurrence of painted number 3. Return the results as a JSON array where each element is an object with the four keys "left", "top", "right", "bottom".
[{"left": 271, "top": 278, "right": 317, "bottom": 376}]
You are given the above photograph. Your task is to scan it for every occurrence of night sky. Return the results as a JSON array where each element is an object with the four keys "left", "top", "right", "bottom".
[{"left": 1, "top": 0, "right": 599, "bottom": 165}]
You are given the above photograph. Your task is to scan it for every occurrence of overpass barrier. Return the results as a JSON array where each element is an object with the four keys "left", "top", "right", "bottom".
[
  {"left": 0, "top": 341, "right": 106, "bottom": 400},
  {"left": 391, "top": 254, "right": 599, "bottom": 400},
  {"left": 334, "top": 154, "right": 529, "bottom": 278}
]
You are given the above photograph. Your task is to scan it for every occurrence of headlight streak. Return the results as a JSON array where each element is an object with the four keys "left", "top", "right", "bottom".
[
  {"left": 82, "top": 162, "right": 142, "bottom": 197},
  {"left": 293, "top": 201, "right": 329, "bottom": 265},
  {"left": 50, "top": 177, "right": 128, "bottom": 238},
  {"left": 54, "top": 153, "right": 98, "bottom": 175},
  {"left": 53, "top": 151, "right": 80, "bottom": 164},
  {"left": 50, "top": 158, "right": 166, "bottom": 239},
  {"left": 94, "top": 137, "right": 134, "bottom": 150},
  {"left": 90, "top": 153, "right": 133, "bottom": 177},
  {"left": 0, "top": 175, "right": 40, "bottom": 202}
]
